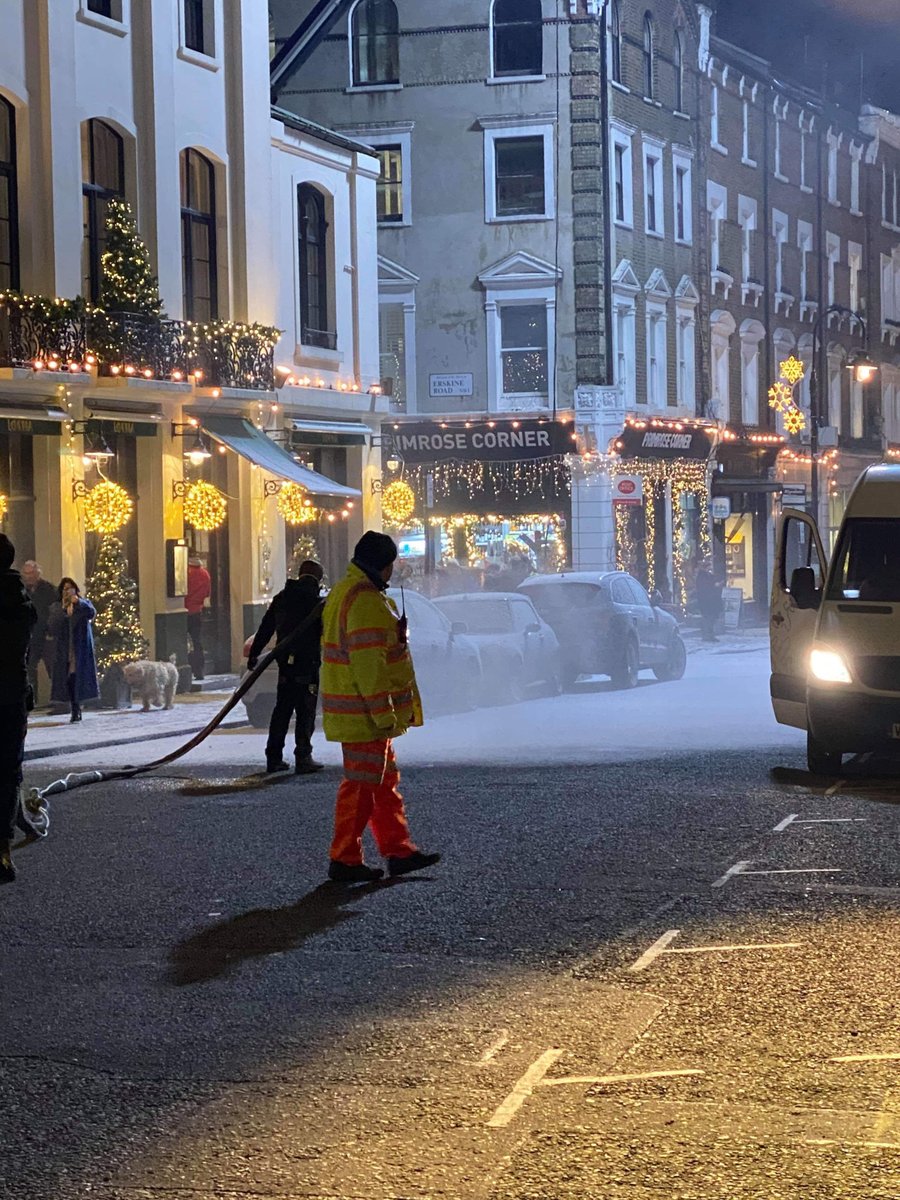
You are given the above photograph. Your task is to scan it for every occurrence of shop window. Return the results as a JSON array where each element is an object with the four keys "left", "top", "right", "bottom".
[
  {"left": 492, "top": 0, "right": 542, "bottom": 78},
  {"left": 0, "top": 96, "right": 19, "bottom": 289},
  {"left": 180, "top": 148, "right": 218, "bottom": 321},
  {"left": 351, "top": 0, "right": 399, "bottom": 87},
  {"left": 81, "top": 119, "right": 125, "bottom": 302},
  {"left": 376, "top": 145, "right": 403, "bottom": 222},
  {"left": 609, "top": 1, "right": 622, "bottom": 85},
  {"left": 642, "top": 13, "right": 654, "bottom": 100},
  {"left": 298, "top": 184, "right": 334, "bottom": 350},
  {"left": 500, "top": 304, "right": 548, "bottom": 396}
]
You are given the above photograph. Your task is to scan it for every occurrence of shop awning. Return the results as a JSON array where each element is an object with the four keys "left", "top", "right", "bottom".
[
  {"left": 289, "top": 419, "right": 369, "bottom": 445},
  {"left": 201, "top": 415, "right": 361, "bottom": 498}
]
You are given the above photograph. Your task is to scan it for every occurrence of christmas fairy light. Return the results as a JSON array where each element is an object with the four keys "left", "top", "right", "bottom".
[
  {"left": 81, "top": 481, "right": 134, "bottom": 534},
  {"left": 183, "top": 481, "right": 227, "bottom": 531}
]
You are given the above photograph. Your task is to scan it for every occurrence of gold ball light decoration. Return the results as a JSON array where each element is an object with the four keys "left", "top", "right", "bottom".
[
  {"left": 276, "top": 482, "right": 318, "bottom": 525},
  {"left": 83, "top": 481, "right": 134, "bottom": 533},
  {"left": 183, "top": 481, "right": 227, "bottom": 531},
  {"left": 381, "top": 479, "right": 416, "bottom": 526},
  {"left": 0, "top": 493, "right": 7, "bottom": 520}
]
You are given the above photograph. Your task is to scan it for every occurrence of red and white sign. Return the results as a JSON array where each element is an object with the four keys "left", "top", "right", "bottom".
[{"left": 613, "top": 474, "right": 643, "bottom": 506}]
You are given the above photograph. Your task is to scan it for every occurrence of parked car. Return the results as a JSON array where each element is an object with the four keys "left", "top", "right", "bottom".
[
  {"left": 387, "top": 587, "right": 482, "bottom": 713},
  {"left": 518, "top": 571, "right": 686, "bottom": 689},
  {"left": 433, "top": 592, "right": 562, "bottom": 703}
]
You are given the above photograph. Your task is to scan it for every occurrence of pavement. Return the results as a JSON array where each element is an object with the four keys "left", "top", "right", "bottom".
[{"left": 4, "top": 635, "right": 900, "bottom": 1198}]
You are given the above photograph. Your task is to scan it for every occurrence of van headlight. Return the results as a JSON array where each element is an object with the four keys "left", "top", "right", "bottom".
[{"left": 810, "top": 647, "right": 852, "bottom": 684}]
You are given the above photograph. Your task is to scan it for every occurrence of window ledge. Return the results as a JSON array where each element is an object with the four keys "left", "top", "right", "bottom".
[
  {"left": 486, "top": 74, "right": 546, "bottom": 86},
  {"left": 675, "top": 237, "right": 693, "bottom": 247},
  {"left": 76, "top": 8, "right": 128, "bottom": 36},
  {"left": 711, "top": 142, "right": 728, "bottom": 156},
  {"left": 674, "top": 110, "right": 690, "bottom": 120},
  {"left": 645, "top": 228, "right": 665, "bottom": 240},
  {"left": 487, "top": 214, "right": 554, "bottom": 224},
  {"left": 828, "top": 197, "right": 841, "bottom": 208},
  {"left": 177, "top": 45, "right": 220, "bottom": 71},
  {"left": 882, "top": 220, "right": 900, "bottom": 232},
  {"left": 611, "top": 81, "right": 630, "bottom": 94},
  {"left": 642, "top": 97, "right": 662, "bottom": 107},
  {"left": 800, "top": 184, "right": 814, "bottom": 194},
  {"left": 614, "top": 218, "right": 634, "bottom": 231},
  {"left": 378, "top": 218, "right": 411, "bottom": 229},
  {"left": 850, "top": 208, "right": 863, "bottom": 218},
  {"left": 295, "top": 344, "right": 343, "bottom": 367},
  {"left": 774, "top": 171, "right": 790, "bottom": 183},
  {"left": 741, "top": 156, "right": 758, "bottom": 168},
  {"left": 346, "top": 83, "right": 403, "bottom": 94}
]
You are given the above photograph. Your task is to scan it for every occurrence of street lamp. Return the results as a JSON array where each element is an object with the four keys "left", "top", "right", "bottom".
[{"left": 808, "top": 304, "right": 878, "bottom": 521}]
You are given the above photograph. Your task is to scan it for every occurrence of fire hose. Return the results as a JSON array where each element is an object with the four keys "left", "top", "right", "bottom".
[{"left": 25, "top": 601, "right": 326, "bottom": 822}]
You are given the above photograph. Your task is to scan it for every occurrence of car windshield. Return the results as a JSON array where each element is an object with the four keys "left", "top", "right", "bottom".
[
  {"left": 438, "top": 599, "right": 513, "bottom": 633},
  {"left": 522, "top": 583, "right": 604, "bottom": 611},
  {"left": 827, "top": 518, "right": 900, "bottom": 602}
]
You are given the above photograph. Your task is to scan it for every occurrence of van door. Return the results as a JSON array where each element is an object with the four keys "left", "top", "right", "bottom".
[{"left": 770, "top": 508, "right": 828, "bottom": 729}]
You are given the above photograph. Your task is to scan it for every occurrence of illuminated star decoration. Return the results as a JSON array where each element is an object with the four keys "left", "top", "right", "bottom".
[
  {"left": 767, "top": 381, "right": 793, "bottom": 412},
  {"left": 783, "top": 405, "right": 807, "bottom": 435},
  {"left": 779, "top": 356, "right": 806, "bottom": 386}
]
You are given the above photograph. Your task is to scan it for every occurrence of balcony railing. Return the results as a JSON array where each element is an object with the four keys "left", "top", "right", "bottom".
[
  {"left": 301, "top": 325, "right": 338, "bottom": 351},
  {"left": 0, "top": 293, "right": 278, "bottom": 391}
]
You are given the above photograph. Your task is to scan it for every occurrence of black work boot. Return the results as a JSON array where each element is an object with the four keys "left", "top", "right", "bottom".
[
  {"left": 328, "top": 861, "right": 384, "bottom": 884},
  {"left": 0, "top": 841, "right": 15, "bottom": 885},
  {"left": 295, "top": 757, "right": 325, "bottom": 774},
  {"left": 387, "top": 851, "right": 441, "bottom": 878},
  {"left": 266, "top": 759, "right": 291, "bottom": 774}
]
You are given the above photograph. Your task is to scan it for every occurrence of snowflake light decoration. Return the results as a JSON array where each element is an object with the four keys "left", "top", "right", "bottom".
[
  {"left": 768, "top": 381, "right": 793, "bottom": 412},
  {"left": 779, "top": 356, "right": 806, "bottom": 386},
  {"left": 783, "top": 405, "right": 807, "bottom": 435}
]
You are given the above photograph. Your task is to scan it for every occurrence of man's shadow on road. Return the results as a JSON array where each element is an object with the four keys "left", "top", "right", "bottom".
[{"left": 167, "top": 879, "right": 422, "bottom": 987}]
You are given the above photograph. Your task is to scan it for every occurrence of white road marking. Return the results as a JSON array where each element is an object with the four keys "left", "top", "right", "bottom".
[
  {"left": 540, "top": 1068, "right": 703, "bottom": 1087},
  {"left": 667, "top": 942, "right": 801, "bottom": 955},
  {"left": 773, "top": 814, "right": 798, "bottom": 832},
  {"left": 477, "top": 1030, "right": 510, "bottom": 1064},
  {"left": 830, "top": 1053, "right": 900, "bottom": 1063},
  {"left": 711, "top": 860, "right": 750, "bottom": 888},
  {"left": 795, "top": 817, "right": 867, "bottom": 825},
  {"left": 486, "top": 1048, "right": 563, "bottom": 1128},
  {"left": 740, "top": 867, "right": 842, "bottom": 876},
  {"left": 806, "top": 884, "right": 900, "bottom": 899},
  {"left": 806, "top": 1138, "right": 900, "bottom": 1151},
  {"left": 628, "top": 929, "right": 680, "bottom": 972}
]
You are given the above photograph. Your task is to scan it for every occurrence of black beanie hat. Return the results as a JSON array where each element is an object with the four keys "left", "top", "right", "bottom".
[
  {"left": 353, "top": 530, "right": 398, "bottom": 571},
  {"left": 0, "top": 533, "right": 14, "bottom": 571}
]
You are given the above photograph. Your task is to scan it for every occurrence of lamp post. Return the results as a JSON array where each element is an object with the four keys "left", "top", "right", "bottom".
[{"left": 808, "top": 304, "right": 877, "bottom": 523}]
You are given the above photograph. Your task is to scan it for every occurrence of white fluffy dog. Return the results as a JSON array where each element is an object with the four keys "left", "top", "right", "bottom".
[{"left": 123, "top": 660, "right": 179, "bottom": 712}]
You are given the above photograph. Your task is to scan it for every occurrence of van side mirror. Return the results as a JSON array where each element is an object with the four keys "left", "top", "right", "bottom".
[
  {"left": 450, "top": 620, "right": 468, "bottom": 636},
  {"left": 525, "top": 622, "right": 542, "bottom": 634},
  {"left": 789, "top": 566, "right": 821, "bottom": 611}
]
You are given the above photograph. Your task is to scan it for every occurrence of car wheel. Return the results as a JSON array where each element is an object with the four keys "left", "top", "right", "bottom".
[
  {"left": 653, "top": 634, "right": 687, "bottom": 682},
  {"left": 807, "top": 731, "right": 843, "bottom": 777},
  {"left": 244, "top": 696, "right": 274, "bottom": 729},
  {"left": 506, "top": 667, "right": 527, "bottom": 704},
  {"left": 545, "top": 666, "right": 564, "bottom": 696},
  {"left": 611, "top": 637, "right": 639, "bottom": 689}
]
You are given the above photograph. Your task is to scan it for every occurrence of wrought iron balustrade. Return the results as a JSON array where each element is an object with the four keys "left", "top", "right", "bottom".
[
  {"left": 301, "top": 325, "right": 338, "bottom": 352},
  {"left": 0, "top": 299, "right": 88, "bottom": 368}
]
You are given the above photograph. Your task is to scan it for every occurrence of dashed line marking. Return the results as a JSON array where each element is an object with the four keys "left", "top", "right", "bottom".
[
  {"left": 773, "top": 814, "right": 798, "bottom": 832},
  {"left": 486, "top": 1048, "right": 562, "bottom": 1128},
  {"left": 740, "top": 867, "right": 842, "bottom": 876},
  {"left": 796, "top": 817, "right": 868, "bottom": 825},
  {"left": 711, "top": 860, "right": 751, "bottom": 888},
  {"left": 667, "top": 942, "right": 801, "bottom": 955},
  {"left": 540, "top": 1068, "right": 703, "bottom": 1088},
  {"left": 830, "top": 1052, "right": 900, "bottom": 1063},
  {"left": 628, "top": 929, "right": 680, "bottom": 972},
  {"left": 477, "top": 1031, "right": 509, "bottom": 1064}
]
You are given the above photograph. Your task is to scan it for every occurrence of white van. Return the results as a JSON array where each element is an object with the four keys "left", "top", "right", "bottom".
[{"left": 771, "top": 464, "right": 900, "bottom": 775}]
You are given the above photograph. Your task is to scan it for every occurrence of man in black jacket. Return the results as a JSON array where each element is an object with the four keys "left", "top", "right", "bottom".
[
  {"left": 249, "top": 560, "right": 325, "bottom": 775},
  {"left": 21, "top": 560, "right": 57, "bottom": 703},
  {"left": 0, "top": 535, "right": 45, "bottom": 883}
]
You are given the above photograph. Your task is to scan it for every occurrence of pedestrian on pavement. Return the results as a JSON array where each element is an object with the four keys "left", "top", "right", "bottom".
[
  {"left": 321, "top": 531, "right": 440, "bottom": 884},
  {"left": 49, "top": 578, "right": 99, "bottom": 722},
  {"left": 248, "top": 559, "right": 326, "bottom": 776},
  {"left": 0, "top": 534, "right": 45, "bottom": 884},
  {"left": 186, "top": 554, "right": 211, "bottom": 680},
  {"left": 696, "top": 565, "right": 723, "bottom": 643},
  {"left": 21, "top": 560, "right": 57, "bottom": 704}
]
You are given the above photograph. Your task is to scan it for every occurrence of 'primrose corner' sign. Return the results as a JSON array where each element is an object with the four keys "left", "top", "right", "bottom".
[{"left": 384, "top": 419, "right": 568, "bottom": 464}]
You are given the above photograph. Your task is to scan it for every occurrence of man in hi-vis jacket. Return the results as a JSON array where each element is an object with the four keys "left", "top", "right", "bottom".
[{"left": 321, "top": 531, "right": 440, "bottom": 883}]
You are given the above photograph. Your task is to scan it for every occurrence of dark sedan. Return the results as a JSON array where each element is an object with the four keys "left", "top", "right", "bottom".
[{"left": 518, "top": 571, "right": 686, "bottom": 689}]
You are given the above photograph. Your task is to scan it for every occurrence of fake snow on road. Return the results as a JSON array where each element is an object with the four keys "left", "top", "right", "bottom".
[{"left": 35, "top": 639, "right": 803, "bottom": 773}]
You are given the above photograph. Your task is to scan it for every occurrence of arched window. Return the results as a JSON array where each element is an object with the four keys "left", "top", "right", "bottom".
[
  {"left": 609, "top": 1, "right": 622, "bottom": 85},
  {"left": 180, "top": 149, "right": 217, "bottom": 321},
  {"left": 298, "top": 185, "right": 333, "bottom": 349},
  {"left": 351, "top": 0, "right": 399, "bottom": 87},
  {"left": 81, "top": 119, "right": 124, "bottom": 301},
  {"left": 492, "top": 0, "right": 542, "bottom": 78},
  {"left": 674, "top": 29, "right": 684, "bottom": 112},
  {"left": 642, "top": 13, "right": 654, "bottom": 100},
  {"left": 0, "top": 97, "right": 19, "bottom": 289}
]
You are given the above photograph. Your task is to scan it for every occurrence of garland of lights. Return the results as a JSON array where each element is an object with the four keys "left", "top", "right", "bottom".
[
  {"left": 276, "top": 482, "right": 317, "bottom": 525},
  {"left": 0, "top": 493, "right": 6, "bottom": 521},
  {"left": 82, "top": 481, "right": 134, "bottom": 533},
  {"left": 183, "top": 481, "right": 227, "bottom": 531},
  {"left": 407, "top": 456, "right": 570, "bottom": 503},
  {"left": 427, "top": 512, "right": 568, "bottom": 571},
  {"left": 382, "top": 480, "right": 417, "bottom": 526}
]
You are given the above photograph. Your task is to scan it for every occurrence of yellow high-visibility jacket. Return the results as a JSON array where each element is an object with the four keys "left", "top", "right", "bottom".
[{"left": 321, "top": 563, "right": 423, "bottom": 744}]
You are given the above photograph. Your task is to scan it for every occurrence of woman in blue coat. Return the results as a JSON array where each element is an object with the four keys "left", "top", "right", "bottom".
[{"left": 50, "top": 578, "right": 100, "bottom": 722}]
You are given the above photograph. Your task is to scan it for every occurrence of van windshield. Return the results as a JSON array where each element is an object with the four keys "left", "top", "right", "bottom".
[{"left": 827, "top": 519, "right": 900, "bottom": 602}]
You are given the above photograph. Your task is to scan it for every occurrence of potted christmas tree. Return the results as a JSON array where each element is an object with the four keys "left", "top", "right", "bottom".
[
  {"left": 92, "top": 197, "right": 165, "bottom": 370},
  {"left": 88, "top": 536, "right": 148, "bottom": 709}
]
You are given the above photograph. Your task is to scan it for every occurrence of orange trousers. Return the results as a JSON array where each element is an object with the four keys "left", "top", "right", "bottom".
[{"left": 330, "top": 739, "right": 417, "bottom": 866}]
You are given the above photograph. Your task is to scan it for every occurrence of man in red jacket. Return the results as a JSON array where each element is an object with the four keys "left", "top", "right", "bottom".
[{"left": 186, "top": 555, "right": 211, "bottom": 679}]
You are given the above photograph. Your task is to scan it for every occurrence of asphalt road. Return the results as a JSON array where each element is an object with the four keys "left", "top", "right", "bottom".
[{"left": 3, "top": 650, "right": 900, "bottom": 1198}]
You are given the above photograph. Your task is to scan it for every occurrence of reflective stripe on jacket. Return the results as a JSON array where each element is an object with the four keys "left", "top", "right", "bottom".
[{"left": 320, "top": 563, "right": 423, "bottom": 744}]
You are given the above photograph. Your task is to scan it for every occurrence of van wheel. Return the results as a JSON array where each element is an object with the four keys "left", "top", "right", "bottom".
[
  {"left": 807, "top": 732, "right": 843, "bottom": 777},
  {"left": 653, "top": 634, "right": 687, "bottom": 682},
  {"left": 611, "top": 638, "right": 639, "bottom": 690}
]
